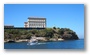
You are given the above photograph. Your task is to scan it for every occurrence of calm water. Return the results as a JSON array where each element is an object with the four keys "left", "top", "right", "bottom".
[{"left": 4, "top": 39, "right": 84, "bottom": 49}]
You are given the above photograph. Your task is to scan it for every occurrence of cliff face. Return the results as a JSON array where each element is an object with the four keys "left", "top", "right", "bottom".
[
  {"left": 62, "top": 33, "right": 79, "bottom": 40},
  {"left": 53, "top": 28, "right": 79, "bottom": 40}
]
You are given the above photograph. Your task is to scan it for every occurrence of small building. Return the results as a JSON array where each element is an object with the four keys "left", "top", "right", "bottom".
[{"left": 4, "top": 25, "right": 14, "bottom": 28}]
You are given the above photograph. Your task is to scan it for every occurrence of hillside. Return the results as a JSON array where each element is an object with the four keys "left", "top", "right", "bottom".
[{"left": 4, "top": 27, "right": 79, "bottom": 42}]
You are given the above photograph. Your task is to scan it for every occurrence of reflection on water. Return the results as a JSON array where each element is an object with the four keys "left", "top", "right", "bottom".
[
  {"left": 27, "top": 42, "right": 46, "bottom": 45},
  {"left": 4, "top": 39, "right": 84, "bottom": 49}
]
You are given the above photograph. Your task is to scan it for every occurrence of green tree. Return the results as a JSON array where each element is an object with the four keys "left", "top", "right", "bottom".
[
  {"left": 45, "top": 28, "right": 54, "bottom": 38},
  {"left": 58, "top": 28, "right": 64, "bottom": 35},
  {"left": 26, "top": 33, "right": 33, "bottom": 39},
  {"left": 53, "top": 26, "right": 56, "bottom": 29}
]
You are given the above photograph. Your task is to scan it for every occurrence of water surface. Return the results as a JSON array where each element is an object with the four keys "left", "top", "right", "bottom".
[{"left": 4, "top": 39, "right": 84, "bottom": 49}]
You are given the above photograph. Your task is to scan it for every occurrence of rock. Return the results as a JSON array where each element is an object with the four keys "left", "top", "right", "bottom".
[{"left": 62, "top": 34, "right": 79, "bottom": 40}]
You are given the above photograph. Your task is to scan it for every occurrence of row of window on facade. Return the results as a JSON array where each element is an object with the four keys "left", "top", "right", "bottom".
[
  {"left": 29, "top": 25, "right": 45, "bottom": 27},
  {"left": 28, "top": 20, "right": 45, "bottom": 22},
  {"left": 25, "top": 26, "right": 45, "bottom": 28},
  {"left": 28, "top": 24, "right": 45, "bottom": 26},
  {"left": 24, "top": 24, "right": 45, "bottom": 27},
  {"left": 29, "top": 24, "right": 45, "bottom": 26},
  {"left": 29, "top": 23, "right": 45, "bottom": 25}
]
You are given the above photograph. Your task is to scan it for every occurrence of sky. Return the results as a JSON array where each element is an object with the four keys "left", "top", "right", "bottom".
[{"left": 4, "top": 4, "right": 84, "bottom": 39}]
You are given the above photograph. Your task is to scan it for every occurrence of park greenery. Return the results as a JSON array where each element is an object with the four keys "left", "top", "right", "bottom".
[{"left": 4, "top": 27, "right": 79, "bottom": 42}]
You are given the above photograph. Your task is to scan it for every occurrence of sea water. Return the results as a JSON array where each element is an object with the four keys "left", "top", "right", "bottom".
[{"left": 4, "top": 39, "right": 84, "bottom": 49}]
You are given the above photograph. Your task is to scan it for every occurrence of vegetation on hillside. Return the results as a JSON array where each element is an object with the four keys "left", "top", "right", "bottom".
[{"left": 4, "top": 27, "right": 79, "bottom": 41}]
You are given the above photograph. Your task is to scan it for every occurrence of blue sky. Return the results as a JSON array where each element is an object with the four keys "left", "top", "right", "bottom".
[{"left": 4, "top": 4, "right": 84, "bottom": 39}]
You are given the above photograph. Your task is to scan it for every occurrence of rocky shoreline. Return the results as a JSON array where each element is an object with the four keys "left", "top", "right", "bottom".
[{"left": 4, "top": 38, "right": 64, "bottom": 43}]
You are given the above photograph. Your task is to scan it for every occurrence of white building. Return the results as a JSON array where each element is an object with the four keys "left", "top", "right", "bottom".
[{"left": 24, "top": 17, "right": 46, "bottom": 28}]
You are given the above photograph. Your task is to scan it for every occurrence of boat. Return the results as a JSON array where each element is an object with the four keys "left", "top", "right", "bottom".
[{"left": 27, "top": 36, "right": 38, "bottom": 45}]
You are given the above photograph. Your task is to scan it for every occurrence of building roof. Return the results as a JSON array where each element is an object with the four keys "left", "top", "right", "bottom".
[
  {"left": 28, "top": 17, "right": 46, "bottom": 20},
  {"left": 4, "top": 25, "right": 14, "bottom": 26},
  {"left": 24, "top": 22, "right": 27, "bottom": 23}
]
